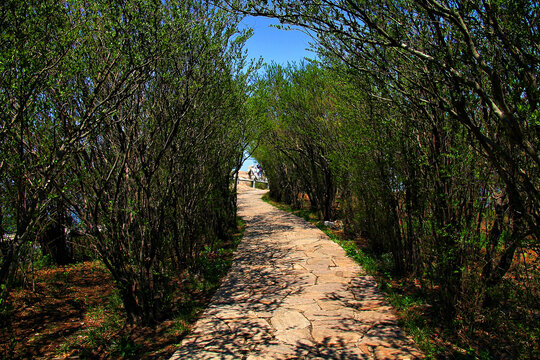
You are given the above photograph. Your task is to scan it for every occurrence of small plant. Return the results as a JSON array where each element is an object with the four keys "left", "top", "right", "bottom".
[
  {"left": 111, "top": 334, "right": 140, "bottom": 358},
  {"left": 33, "top": 253, "right": 53, "bottom": 270},
  {"left": 255, "top": 182, "right": 268, "bottom": 190},
  {"left": 82, "top": 295, "right": 125, "bottom": 352},
  {"left": 168, "top": 319, "right": 189, "bottom": 337},
  {"left": 0, "top": 284, "right": 6, "bottom": 313},
  {"left": 55, "top": 341, "right": 72, "bottom": 357}
]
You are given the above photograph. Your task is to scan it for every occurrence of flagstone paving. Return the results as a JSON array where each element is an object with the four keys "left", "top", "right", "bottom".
[{"left": 171, "top": 186, "right": 423, "bottom": 359}]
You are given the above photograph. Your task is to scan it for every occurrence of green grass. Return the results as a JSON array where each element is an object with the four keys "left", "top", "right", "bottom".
[
  {"left": 195, "top": 217, "right": 245, "bottom": 287},
  {"left": 261, "top": 193, "right": 318, "bottom": 222},
  {"left": 255, "top": 182, "right": 268, "bottom": 190}
]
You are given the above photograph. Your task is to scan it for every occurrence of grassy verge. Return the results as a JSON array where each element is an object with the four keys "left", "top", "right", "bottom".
[
  {"left": 0, "top": 217, "right": 246, "bottom": 359},
  {"left": 261, "top": 193, "right": 318, "bottom": 222}
]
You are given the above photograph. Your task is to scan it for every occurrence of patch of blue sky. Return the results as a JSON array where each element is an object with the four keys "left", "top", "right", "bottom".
[
  {"left": 238, "top": 16, "right": 316, "bottom": 171},
  {"left": 240, "top": 15, "right": 317, "bottom": 68}
]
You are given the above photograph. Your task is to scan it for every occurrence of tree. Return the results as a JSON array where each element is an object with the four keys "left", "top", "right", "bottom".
[
  {"left": 1, "top": 0, "right": 253, "bottom": 324},
  {"left": 230, "top": 0, "right": 539, "bottom": 315},
  {"left": 252, "top": 62, "right": 339, "bottom": 220},
  {"left": 60, "top": 0, "right": 251, "bottom": 324},
  {"left": 0, "top": 0, "right": 94, "bottom": 302}
]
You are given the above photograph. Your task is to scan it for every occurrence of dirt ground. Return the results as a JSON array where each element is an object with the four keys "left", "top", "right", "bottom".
[{"left": 0, "top": 261, "right": 186, "bottom": 359}]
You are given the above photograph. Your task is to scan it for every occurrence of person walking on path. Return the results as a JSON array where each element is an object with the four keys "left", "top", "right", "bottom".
[{"left": 171, "top": 186, "right": 423, "bottom": 359}]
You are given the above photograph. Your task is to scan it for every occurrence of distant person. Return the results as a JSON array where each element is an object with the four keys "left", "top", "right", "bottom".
[{"left": 253, "top": 165, "right": 259, "bottom": 180}]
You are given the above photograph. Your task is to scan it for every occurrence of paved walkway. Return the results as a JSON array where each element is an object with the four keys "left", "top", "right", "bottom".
[{"left": 171, "top": 187, "right": 423, "bottom": 359}]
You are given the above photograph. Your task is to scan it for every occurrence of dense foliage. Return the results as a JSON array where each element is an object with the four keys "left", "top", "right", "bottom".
[
  {"left": 0, "top": 0, "right": 253, "bottom": 324},
  {"left": 241, "top": 0, "right": 539, "bottom": 357},
  {"left": 251, "top": 64, "right": 339, "bottom": 221}
]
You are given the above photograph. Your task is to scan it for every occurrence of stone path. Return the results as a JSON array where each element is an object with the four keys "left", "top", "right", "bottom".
[{"left": 171, "top": 187, "right": 423, "bottom": 359}]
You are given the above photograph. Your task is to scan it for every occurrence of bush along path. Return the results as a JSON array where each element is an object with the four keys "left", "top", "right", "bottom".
[{"left": 171, "top": 186, "right": 423, "bottom": 359}]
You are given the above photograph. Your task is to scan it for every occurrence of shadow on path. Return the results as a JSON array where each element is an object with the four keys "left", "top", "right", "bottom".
[{"left": 171, "top": 188, "right": 423, "bottom": 360}]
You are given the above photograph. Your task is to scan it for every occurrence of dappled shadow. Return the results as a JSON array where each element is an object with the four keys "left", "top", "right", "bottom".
[
  {"left": 172, "top": 191, "right": 308, "bottom": 359},
  {"left": 172, "top": 187, "right": 423, "bottom": 359},
  {"left": 0, "top": 264, "right": 115, "bottom": 359},
  {"left": 237, "top": 214, "right": 295, "bottom": 241},
  {"left": 1, "top": 300, "right": 85, "bottom": 358},
  {"left": 310, "top": 276, "right": 423, "bottom": 359}
]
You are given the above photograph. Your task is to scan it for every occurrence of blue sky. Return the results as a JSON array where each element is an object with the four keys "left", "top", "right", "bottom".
[
  {"left": 240, "top": 16, "right": 316, "bottom": 67},
  {"left": 239, "top": 16, "right": 315, "bottom": 171}
]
